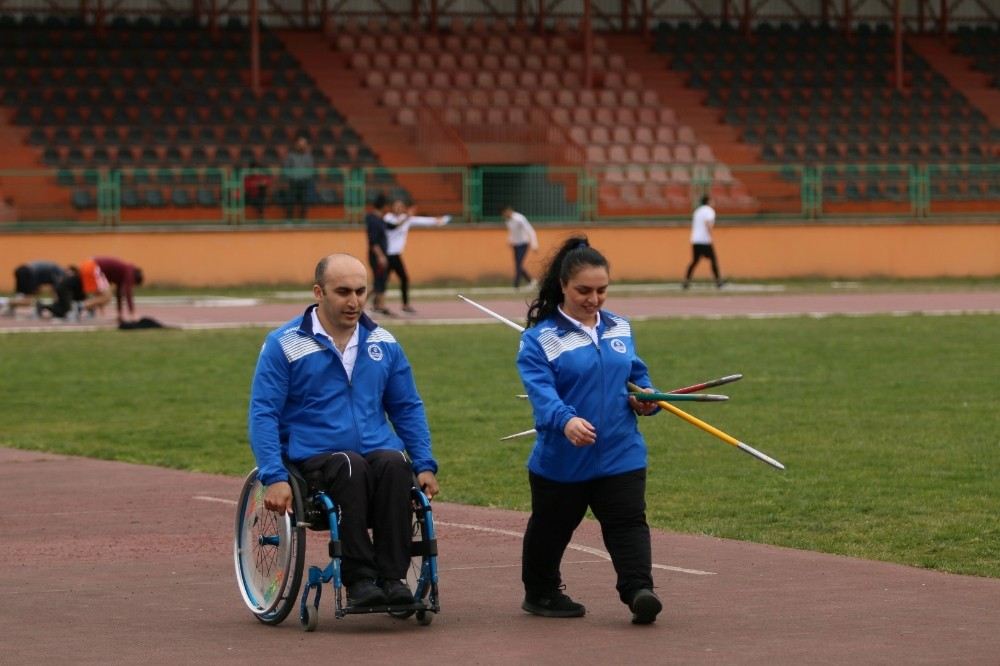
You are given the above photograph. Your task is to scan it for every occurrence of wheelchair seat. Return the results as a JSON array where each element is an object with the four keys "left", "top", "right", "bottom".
[{"left": 233, "top": 463, "right": 440, "bottom": 631}]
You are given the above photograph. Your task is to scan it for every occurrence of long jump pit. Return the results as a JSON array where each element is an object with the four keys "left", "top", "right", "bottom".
[{"left": 2, "top": 446, "right": 999, "bottom": 665}]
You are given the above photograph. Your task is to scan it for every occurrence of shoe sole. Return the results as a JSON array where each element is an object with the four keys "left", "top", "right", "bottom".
[
  {"left": 521, "top": 601, "right": 586, "bottom": 618},
  {"left": 630, "top": 592, "right": 662, "bottom": 625}
]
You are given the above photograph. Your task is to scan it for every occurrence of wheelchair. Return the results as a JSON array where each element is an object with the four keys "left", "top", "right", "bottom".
[{"left": 233, "top": 461, "right": 440, "bottom": 631}]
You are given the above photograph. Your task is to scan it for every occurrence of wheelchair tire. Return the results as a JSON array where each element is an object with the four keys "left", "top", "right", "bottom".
[{"left": 233, "top": 468, "right": 306, "bottom": 625}]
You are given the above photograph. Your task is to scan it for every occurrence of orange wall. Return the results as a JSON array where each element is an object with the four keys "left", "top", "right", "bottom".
[{"left": 1, "top": 222, "right": 998, "bottom": 290}]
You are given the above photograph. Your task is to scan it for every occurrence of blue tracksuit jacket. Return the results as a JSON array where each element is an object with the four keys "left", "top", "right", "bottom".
[
  {"left": 248, "top": 305, "right": 437, "bottom": 485},
  {"left": 516, "top": 309, "right": 655, "bottom": 483}
]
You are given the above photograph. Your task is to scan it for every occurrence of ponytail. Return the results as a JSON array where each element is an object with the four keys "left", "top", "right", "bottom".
[{"left": 525, "top": 235, "right": 609, "bottom": 327}]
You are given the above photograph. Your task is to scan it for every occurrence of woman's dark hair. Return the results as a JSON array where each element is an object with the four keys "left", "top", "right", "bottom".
[{"left": 525, "top": 235, "right": 609, "bottom": 327}]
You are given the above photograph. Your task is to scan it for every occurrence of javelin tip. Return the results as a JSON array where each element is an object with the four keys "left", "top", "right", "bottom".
[{"left": 736, "top": 441, "right": 786, "bottom": 471}]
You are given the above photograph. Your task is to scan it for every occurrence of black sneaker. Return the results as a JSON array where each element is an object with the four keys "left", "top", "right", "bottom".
[
  {"left": 522, "top": 589, "right": 586, "bottom": 618},
  {"left": 382, "top": 579, "right": 414, "bottom": 605},
  {"left": 629, "top": 588, "right": 662, "bottom": 625},
  {"left": 347, "top": 578, "right": 388, "bottom": 607}
]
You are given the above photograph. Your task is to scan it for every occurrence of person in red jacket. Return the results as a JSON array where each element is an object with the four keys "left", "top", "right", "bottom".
[{"left": 93, "top": 256, "right": 144, "bottom": 323}]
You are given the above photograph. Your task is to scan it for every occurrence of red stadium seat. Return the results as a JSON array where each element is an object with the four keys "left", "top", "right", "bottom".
[
  {"left": 615, "top": 108, "right": 637, "bottom": 126},
  {"left": 569, "top": 126, "right": 588, "bottom": 145},
  {"left": 349, "top": 53, "right": 369, "bottom": 70},
  {"left": 670, "top": 165, "right": 691, "bottom": 183},
  {"left": 533, "top": 89, "right": 555, "bottom": 107},
  {"left": 539, "top": 71, "right": 560, "bottom": 88},
  {"left": 507, "top": 107, "right": 528, "bottom": 124},
  {"left": 612, "top": 127, "right": 632, "bottom": 144},
  {"left": 634, "top": 127, "right": 655, "bottom": 144},
  {"left": 381, "top": 89, "right": 402, "bottom": 107},
  {"left": 641, "top": 182, "right": 668, "bottom": 206},
  {"left": 590, "top": 126, "right": 612, "bottom": 144},
  {"left": 695, "top": 144, "right": 715, "bottom": 163},
  {"left": 396, "top": 108, "right": 416, "bottom": 126},
  {"left": 415, "top": 53, "right": 434, "bottom": 70},
  {"left": 604, "top": 71, "right": 624, "bottom": 88},
  {"left": 648, "top": 166, "right": 670, "bottom": 183},
  {"left": 655, "top": 126, "right": 676, "bottom": 143},
  {"left": 594, "top": 108, "right": 615, "bottom": 125},
  {"left": 677, "top": 126, "right": 697, "bottom": 144},
  {"left": 469, "top": 89, "right": 489, "bottom": 106},
  {"left": 519, "top": 71, "right": 539, "bottom": 88},
  {"left": 496, "top": 71, "right": 517, "bottom": 89},
  {"left": 492, "top": 89, "right": 512, "bottom": 107},
  {"left": 604, "top": 166, "right": 626, "bottom": 184},
  {"left": 586, "top": 145, "right": 607, "bottom": 163},
  {"left": 607, "top": 145, "right": 629, "bottom": 163}
]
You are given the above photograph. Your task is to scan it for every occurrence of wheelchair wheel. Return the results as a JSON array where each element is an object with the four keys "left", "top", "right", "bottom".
[
  {"left": 233, "top": 468, "right": 305, "bottom": 625},
  {"left": 391, "top": 487, "right": 439, "bottom": 621},
  {"left": 388, "top": 511, "right": 424, "bottom": 620}
]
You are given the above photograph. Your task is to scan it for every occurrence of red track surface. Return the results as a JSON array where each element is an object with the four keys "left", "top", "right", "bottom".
[
  {"left": 3, "top": 447, "right": 1000, "bottom": 665},
  {"left": 3, "top": 288, "right": 999, "bottom": 664},
  {"left": 1, "top": 288, "right": 998, "bottom": 332}
]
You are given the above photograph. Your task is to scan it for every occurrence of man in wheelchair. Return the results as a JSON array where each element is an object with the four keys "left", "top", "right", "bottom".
[{"left": 248, "top": 253, "right": 440, "bottom": 609}]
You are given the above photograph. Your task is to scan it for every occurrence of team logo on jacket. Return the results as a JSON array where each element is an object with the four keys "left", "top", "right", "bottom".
[
  {"left": 367, "top": 344, "right": 384, "bottom": 361},
  {"left": 611, "top": 339, "right": 627, "bottom": 354}
]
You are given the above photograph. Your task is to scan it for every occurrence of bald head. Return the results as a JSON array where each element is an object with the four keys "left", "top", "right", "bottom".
[
  {"left": 313, "top": 253, "right": 368, "bottom": 335},
  {"left": 314, "top": 253, "right": 366, "bottom": 287}
]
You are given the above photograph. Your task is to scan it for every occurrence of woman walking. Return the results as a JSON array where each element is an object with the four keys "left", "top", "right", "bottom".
[{"left": 516, "top": 235, "right": 663, "bottom": 625}]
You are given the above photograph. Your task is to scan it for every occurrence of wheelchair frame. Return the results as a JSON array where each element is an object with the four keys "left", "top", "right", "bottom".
[{"left": 234, "top": 465, "right": 440, "bottom": 631}]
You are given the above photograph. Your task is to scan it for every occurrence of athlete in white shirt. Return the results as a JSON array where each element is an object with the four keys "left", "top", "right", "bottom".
[
  {"left": 382, "top": 199, "right": 449, "bottom": 313},
  {"left": 502, "top": 205, "right": 539, "bottom": 289},
  {"left": 683, "top": 195, "right": 725, "bottom": 289}
]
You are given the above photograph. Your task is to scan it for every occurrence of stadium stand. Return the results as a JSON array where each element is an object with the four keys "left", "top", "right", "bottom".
[
  {"left": 323, "top": 16, "right": 755, "bottom": 217},
  {"left": 0, "top": 13, "right": 401, "bottom": 221},
  {"left": 1, "top": 10, "right": 996, "bottom": 224},
  {"left": 653, "top": 21, "right": 999, "bottom": 213}
]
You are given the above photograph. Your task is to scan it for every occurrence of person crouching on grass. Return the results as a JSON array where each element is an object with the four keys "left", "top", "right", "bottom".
[{"left": 516, "top": 236, "right": 663, "bottom": 625}]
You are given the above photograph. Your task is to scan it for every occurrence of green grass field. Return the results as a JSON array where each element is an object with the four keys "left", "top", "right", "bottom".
[{"left": 1, "top": 314, "right": 997, "bottom": 577}]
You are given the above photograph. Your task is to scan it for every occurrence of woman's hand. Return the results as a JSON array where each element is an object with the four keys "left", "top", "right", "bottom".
[
  {"left": 564, "top": 416, "right": 597, "bottom": 447},
  {"left": 629, "top": 387, "right": 659, "bottom": 416}
]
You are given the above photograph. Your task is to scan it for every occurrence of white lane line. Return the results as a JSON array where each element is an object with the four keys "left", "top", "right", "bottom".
[
  {"left": 194, "top": 495, "right": 238, "bottom": 505},
  {"left": 194, "top": 497, "right": 716, "bottom": 576},
  {"left": 435, "top": 521, "right": 715, "bottom": 576}
]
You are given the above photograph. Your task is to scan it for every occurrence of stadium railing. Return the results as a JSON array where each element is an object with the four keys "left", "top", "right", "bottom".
[{"left": 0, "top": 163, "right": 996, "bottom": 229}]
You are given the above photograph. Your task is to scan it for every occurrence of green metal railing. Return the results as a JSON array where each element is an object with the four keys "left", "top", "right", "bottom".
[{"left": 0, "top": 163, "right": 996, "bottom": 229}]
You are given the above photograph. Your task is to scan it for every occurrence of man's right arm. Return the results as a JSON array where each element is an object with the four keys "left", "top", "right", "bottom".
[{"left": 248, "top": 337, "right": 291, "bottom": 486}]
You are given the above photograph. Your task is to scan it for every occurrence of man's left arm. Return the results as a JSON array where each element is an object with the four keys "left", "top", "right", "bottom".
[{"left": 382, "top": 347, "right": 437, "bottom": 477}]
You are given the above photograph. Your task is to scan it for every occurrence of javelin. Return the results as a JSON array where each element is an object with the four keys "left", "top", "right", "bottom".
[
  {"left": 458, "top": 294, "right": 525, "bottom": 332},
  {"left": 628, "top": 381, "right": 784, "bottom": 470},
  {"left": 458, "top": 294, "right": 784, "bottom": 470}
]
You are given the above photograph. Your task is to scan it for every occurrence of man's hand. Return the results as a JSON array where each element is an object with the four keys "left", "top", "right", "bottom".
[
  {"left": 417, "top": 471, "right": 439, "bottom": 501},
  {"left": 264, "top": 481, "right": 293, "bottom": 514}
]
